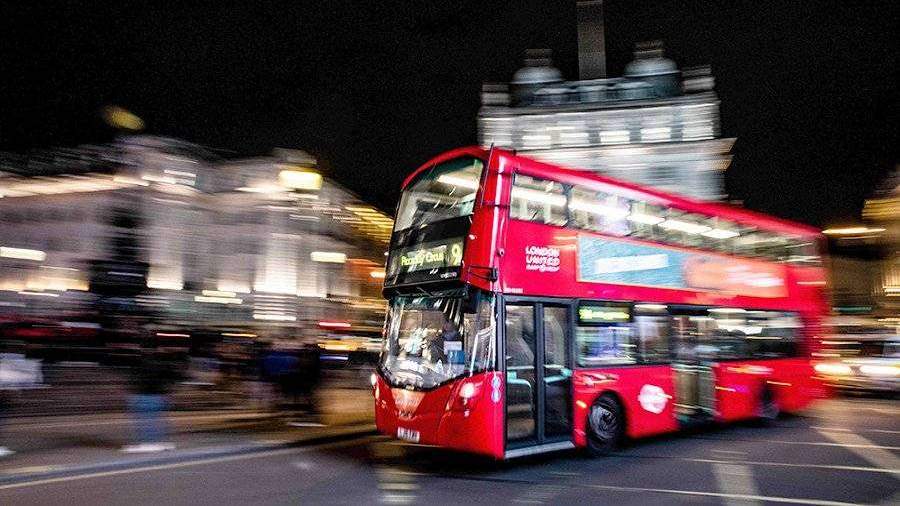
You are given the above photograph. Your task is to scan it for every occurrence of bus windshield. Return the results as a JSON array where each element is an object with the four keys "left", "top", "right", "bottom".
[
  {"left": 394, "top": 157, "right": 484, "bottom": 232},
  {"left": 380, "top": 290, "right": 495, "bottom": 390}
]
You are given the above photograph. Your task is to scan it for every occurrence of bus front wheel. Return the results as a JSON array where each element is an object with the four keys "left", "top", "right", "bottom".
[{"left": 587, "top": 395, "right": 624, "bottom": 456}]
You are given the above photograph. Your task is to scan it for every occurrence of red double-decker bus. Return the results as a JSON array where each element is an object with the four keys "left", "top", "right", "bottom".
[{"left": 375, "top": 147, "right": 828, "bottom": 459}]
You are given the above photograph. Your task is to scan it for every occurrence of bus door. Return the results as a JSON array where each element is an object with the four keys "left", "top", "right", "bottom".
[
  {"left": 671, "top": 311, "right": 716, "bottom": 423},
  {"left": 504, "top": 300, "right": 573, "bottom": 451}
]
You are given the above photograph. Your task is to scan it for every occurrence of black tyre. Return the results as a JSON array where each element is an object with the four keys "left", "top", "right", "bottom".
[
  {"left": 587, "top": 395, "right": 624, "bottom": 456},
  {"left": 756, "top": 386, "right": 780, "bottom": 424}
]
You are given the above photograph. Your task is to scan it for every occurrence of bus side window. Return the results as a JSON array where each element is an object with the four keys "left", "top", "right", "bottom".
[
  {"left": 510, "top": 175, "right": 567, "bottom": 226},
  {"left": 634, "top": 314, "right": 670, "bottom": 363},
  {"left": 568, "top": 186, "right": 632, "bottom": 237},
  {"left": 744, "top": 312, "right": 800, "bottom": 358},
  {"left": 576, "top": 324, "right": 636, "bottom": 366},
  {"left": 703, "top": 309, "right": 800, "bottom": 360}
]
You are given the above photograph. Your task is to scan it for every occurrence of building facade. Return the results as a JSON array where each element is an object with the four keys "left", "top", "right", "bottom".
[
  {"left": 0, "top": 136, "right": 391, "bottom": 339},
  {"left": 478, "top": 45, "right": 734, "bottom": 201},
  {"left": 826, "top": 167, "right": 900, "bottom": 319}
]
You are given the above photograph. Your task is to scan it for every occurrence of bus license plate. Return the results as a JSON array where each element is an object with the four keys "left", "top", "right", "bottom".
[{"left": 397, "top": 427, "right": 420, "bottom": 443}]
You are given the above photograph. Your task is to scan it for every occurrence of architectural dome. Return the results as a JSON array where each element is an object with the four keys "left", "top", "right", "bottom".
[
  {"left": 510, "top": 50, "right": 564, "bottom": 106},
  {"left": 624, "top": 55, "right": 678, "bottom": 77},
  {"left": 511, "top": 63, "right": 563, "bottom": 86}
]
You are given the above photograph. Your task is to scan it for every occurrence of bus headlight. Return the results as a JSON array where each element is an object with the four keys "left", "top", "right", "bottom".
[
  {"left": 370, "top": 373, "right": 378, "bottom": 387},
  {"left": 859, "top": 364, "right": 900, "bottom": 377},
  {"left": 448, "top": 381, "right": 482, "bottom": 412},
  {"left": 814, "top": 363, "right": 852, "bottom": 376}
]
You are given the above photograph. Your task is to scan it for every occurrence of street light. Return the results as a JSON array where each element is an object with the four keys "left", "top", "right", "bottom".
[{"left": 102, "top": 106, "right": 144, "bottom": 131}]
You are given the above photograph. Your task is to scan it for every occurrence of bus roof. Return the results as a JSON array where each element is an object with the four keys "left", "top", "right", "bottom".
[{"left": 403, "top": 146, "right": 820, "bottom": 239}]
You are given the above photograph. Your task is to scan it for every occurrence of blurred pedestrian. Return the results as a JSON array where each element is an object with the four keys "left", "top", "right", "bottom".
[
  {"left": 292, "top": 341, "right": 322, "bottom": 420},
  {"left": 261, "top": 340, "right": 322, "bottom": 423},
  {"left": 261, "top": 342, "right": 301, "bottom": 413},
  {"left": 0, "top": 339, "right": 44, "bottom": 458},
  {"left": 121, "top": 334, "right": 182, "bottom": 453}
]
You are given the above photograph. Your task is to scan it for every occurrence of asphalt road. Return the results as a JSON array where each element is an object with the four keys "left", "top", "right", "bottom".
[{"left": 0, "top": 397, "right": 897, "bottom": 505}]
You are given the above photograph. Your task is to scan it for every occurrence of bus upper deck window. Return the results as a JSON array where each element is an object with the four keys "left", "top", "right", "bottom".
[
  {"left": 569, "top": 186, "right": 632, "bottom": 236},
  {"left": 510, "top": 175, "right": 567, "bottom": 226},
  {"left": 394, "top": 157, "right": 484, "bottom": 232}
]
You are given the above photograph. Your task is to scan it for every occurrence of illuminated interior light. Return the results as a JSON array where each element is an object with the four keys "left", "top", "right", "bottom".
[
  {"left": 0, "top": 247, "right": 47, "bottom": 261},
  {"left": 701, "top": 228, "right": 740, "bottom": 239},
  {"left": 569, "top": 199, "right": 630, "bottom": 219},
  {"left": 310, "top": 251, "right": 347, "bottom": 263},
  {"left": 626, "top": 213, "right": 665, "bottom": 225},
  {"left": 635, "top": 303, "right": 667, "bottom": 311},
  {"left": 279, "top": 170, "right": 322, "bottom": 190},
  {"left": 658, "top": 219, "right": 711, "bottom": 235},
  {"left": 709, "top": 307, "right": 746, "bottom": 314},
  {"left": 511, "top": 187, "right": 566, "bottom": 206},
  {"left": 436, "top": 174, "right": 479, "bottom": 189},
  {"left": 370, "top": 270, "right": 386, "bottom": 279}
]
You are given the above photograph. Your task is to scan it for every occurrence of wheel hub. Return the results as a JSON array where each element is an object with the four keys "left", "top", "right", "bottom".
[{"left": 590, "top": 405, "right": 615, "bottom": 438}]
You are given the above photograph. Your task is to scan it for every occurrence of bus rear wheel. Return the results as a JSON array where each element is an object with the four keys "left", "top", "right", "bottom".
[
  {"left": 755, "top": 386, "right": 780, "bottom": 424},
  {"left": 587, "top": 395, "right": 624, "bottom": 456}
]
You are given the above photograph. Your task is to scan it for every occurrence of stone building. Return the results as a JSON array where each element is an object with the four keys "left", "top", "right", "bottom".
[{"left": 478, "top": 44, "right": 734, "bottom": 201}]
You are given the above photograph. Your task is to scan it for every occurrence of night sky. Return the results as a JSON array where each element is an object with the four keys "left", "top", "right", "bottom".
[{"left": 1, "top": 1, "right": 896, "bottom": 227}]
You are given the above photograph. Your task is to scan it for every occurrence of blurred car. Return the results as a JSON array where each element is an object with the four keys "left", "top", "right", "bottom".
[
  {"left": 317, "top": 333, "right": 380, "bottom": 366},
  {"left": 814, "top": 334, "right": 899, "bottom": 394},
  {"left": 2, "top": 318, "right": 104, "bottom": 362}
]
